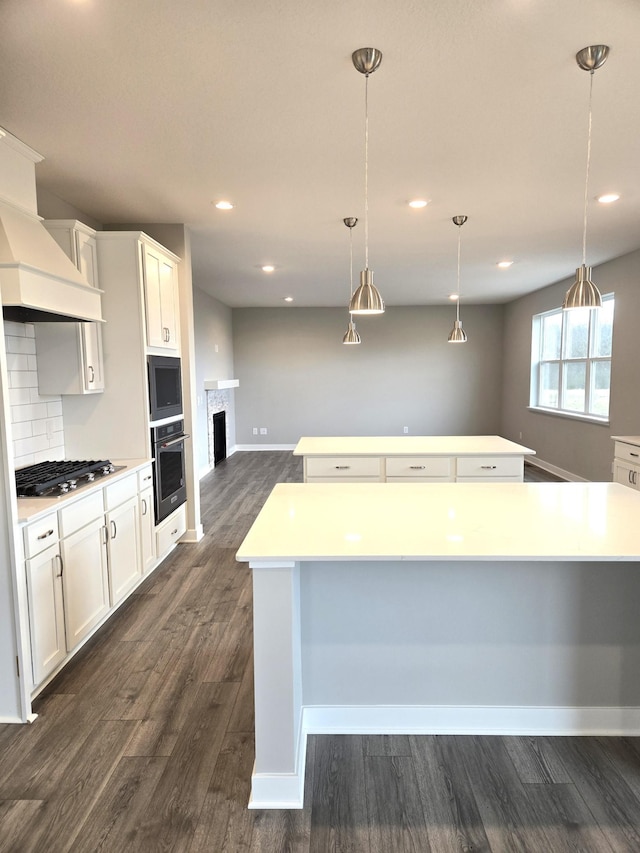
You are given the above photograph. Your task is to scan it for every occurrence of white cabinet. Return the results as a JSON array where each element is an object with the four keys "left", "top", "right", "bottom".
[
  {"left": 37, "top": 220, "right": 105, "bottom": 394},
  {"left": 156, "top": 503, "right": 187, "bottom": 559},
  {"left": 139, "top": 486, "right": 155, "bottom": 574},
  {"left": 612, "top": 439, "right": 640, "bottom": 491},
  {"left": 23, "top": 514, "right": 66, "bottom": 686},
  {"left": 455, "top": 455, "right": 523, "bottom": 482},
  {"left": 385, "top": 456, "right": 453, "bottom": 482},
  {"left": 106, "top": 495, "right": 141, "bottom": 605},
  {"left": 304, "top": 456, "right": 383, "bottom": 483},
  {"left": 143, "top": 242, "right": 179, "bottom": 351},
  {"left": 60, "top": 515, "right": 110, "bottom": 652}
]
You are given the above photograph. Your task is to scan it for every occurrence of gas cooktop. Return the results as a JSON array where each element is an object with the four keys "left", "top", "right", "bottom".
[{"left": 15, "top": 460, "right": 119, "bottom": 498}]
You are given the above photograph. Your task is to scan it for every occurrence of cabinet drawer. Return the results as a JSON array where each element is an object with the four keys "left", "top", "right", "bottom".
[
  {"left": 156, "top": 504, "right": 186, "bottom": 558},
  {"left": 24, "top": 513, "right": 60, "bottom": 559},
  {"left": 305, "top": 456, "right": 382, "bottom": 479},
  {"left": 614, "top": 442, "right": 640, "bottom": 466},
  {"left": 137, "top": 464, "right": 154, "bottom": 491},
  {"left": 385, "top": 456, "right": 452, "bottom": 479},
  {"left": 104, "top": 472, "right": 137, "bottom": 511},
  {"left": 59, "top": 491, "right": 105, "bottom": 538},
  {"left": 456, "top": 456, "right": 523, "bottom": 479}
]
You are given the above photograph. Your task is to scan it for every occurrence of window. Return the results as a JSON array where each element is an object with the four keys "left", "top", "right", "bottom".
[{"left": 530, "top": 295, "right": 614, "bottom": 420}]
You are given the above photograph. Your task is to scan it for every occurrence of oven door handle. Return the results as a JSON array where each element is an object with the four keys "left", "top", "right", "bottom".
[{"left": 160, "top": 434, "right": 190, "bottom": 448}]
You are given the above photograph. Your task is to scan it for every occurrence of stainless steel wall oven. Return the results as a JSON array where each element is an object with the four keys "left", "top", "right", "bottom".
[{"left": 151, "top": 419, "right": 188, "bottom": 523}]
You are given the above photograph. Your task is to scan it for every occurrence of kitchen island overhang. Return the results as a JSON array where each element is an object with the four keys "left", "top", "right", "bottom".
[{"left": 237, "top": 482, "right": 640, "bottom": 809}]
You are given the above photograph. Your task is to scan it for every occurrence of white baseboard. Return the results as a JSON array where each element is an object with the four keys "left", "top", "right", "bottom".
[
  {"left": 198, "top": 446, "right": 238, "bottom": 480},
  {"left": 526, "top": 457, "right": 587, "bottom": 482},
  {"left": 235, "top": 444, "right": 296, "bottom": 452},
  {"left": 249, "top": 728, "right": 307, "bottom": 809},
  {"left": 302, "top": 704, "right": 640, "bottom": 736},
  {"left": 180, "top": 525, "right": 204, "bottom": 543}
]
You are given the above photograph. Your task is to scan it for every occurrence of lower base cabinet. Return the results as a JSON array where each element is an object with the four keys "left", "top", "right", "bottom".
[
  {"left": 25, "top": 542, "right": 66, "bottom": 685},
  {"left": 139, "top": 487, "right": 155, "bottom": 574},
  {"left": 61, "top": 516, "right": 110, "bottom": 652},
  {"left": 107, "top": 495, "right": 142, "bottom": 605}
]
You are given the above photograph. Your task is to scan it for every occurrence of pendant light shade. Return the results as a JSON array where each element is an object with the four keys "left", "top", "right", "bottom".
[
  {"left": 562, "top": 45, "right": 609, "bottom": 311},
  {"left": 447, "top": 215, "right": 468, "bottom": 343},
  {"left": 349, "top": 47, "right": 385, "bottom": 316},
  {"left": 342, "top": 217, "right": 362, "bottom": 344}
]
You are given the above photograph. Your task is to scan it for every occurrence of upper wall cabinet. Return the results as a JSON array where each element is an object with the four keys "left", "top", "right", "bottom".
[
  {"left": 143, "top": 242, "right": 179, "bottom": 352},
  {"left": 36, "top": 221, "right": 105, "bottom": 394}
]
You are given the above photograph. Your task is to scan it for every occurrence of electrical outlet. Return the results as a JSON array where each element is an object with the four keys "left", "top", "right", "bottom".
[
  {"left": 252, "top": 427, "right": 258, "bottom": 435},
  {"left": 519, "top": 431, "right": 523, "bottom": 439},
  {"left": 215, "top": 344, "right": 219, "bottom": 353},
  {"left": 260, "top": 427, "right": 267, "bottom": 435},
  {"left": 403, "top": 426, "right": 409, "bottom": 434}
]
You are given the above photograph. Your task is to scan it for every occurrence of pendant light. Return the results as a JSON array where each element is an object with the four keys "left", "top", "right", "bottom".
[
  {"left": 342, "top": 217, "right": 361, "bottom": 344},
  {"left": 448, "top": 215, "right": 468, "bottom": 343},
  {"left": 562, "top": 44, "right": 610, "bottom": 310},
  {"left": 349, "top": 48, "right": 385, "bottom": 315}
]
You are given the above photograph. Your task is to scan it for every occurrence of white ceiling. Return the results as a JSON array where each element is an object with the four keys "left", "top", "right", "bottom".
[{"left": 1, "top": 0, "right": 639, "bottom": 308}]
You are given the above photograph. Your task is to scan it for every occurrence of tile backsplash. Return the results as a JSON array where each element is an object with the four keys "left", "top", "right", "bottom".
[{"left": 4, "top": 320, "right": 65, "bottom": 468}]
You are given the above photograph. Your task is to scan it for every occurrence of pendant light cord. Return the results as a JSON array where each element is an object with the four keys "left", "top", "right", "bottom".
[
  {"left": 364, "top": 73, "right": 369, "bottom": 269},
  {"left": 349, "top": 223, "right": 354, "bottom": 304},
  {"left": 456, "top": 224, "right": 462, "bottom": 322},
  {"left": 582, "top": 70, "right": 594, "bottom": 266}
]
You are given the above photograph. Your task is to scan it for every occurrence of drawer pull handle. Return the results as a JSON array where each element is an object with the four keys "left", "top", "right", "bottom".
[
  {"left": 88, "top": 365, "right": 95, "bottom": 384},
  {"left": 143, "top": 474, "right": 152, "bottom": 481},
  {"left": 480, "top": 465, "right": 498, "bottom": 470},
  {"left": 631, "top": 452, "right": 639, "bottom": 457},
  {"left": 37, "top": 529, "right": 55, "bottom": 540},
  {"left": 334, "top": 466, "right": 351, "bottom": 470},
  {"left": 110, "top": 520, "right": 117, "bottom": 539},
  {"left": 171, "top": 528, "right": 178, "bottom": 535},
  {"left": 409, "top": 465, "right": 426, "bottom": 470},
  {"left": 55, "top": 554, "right": 64, "bottom": 579},
  {"left": 142, "top": 498, "right": 148, "bottom": 516}
]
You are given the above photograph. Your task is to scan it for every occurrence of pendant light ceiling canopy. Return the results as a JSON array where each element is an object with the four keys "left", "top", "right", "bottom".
[
  {"left": 348, "top": 47, "right": 385, "bottom": 316},
  {"left": 562, "top": 44, "right": 610, "bottom": 311},
  {"left": 342, "top": 217, "right": 361, "bottom": 345},
  {"left": 448, "top": 215, "right": 468, "bottom": 343}
]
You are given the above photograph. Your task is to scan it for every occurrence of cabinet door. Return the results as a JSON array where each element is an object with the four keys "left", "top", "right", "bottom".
[
  {"left": 143, "top": 244, "right": 179, "bottom": 350},
  {"left": 139, "top": 486, "right": 156, "bottom": 574},
  {"left": 25, "top": 544, "right": 66, "bottom": 685},
  {"left": 61, "top": 517, "right": 110, "bottom": 652},
  {"left": 107, "top": 495, "right": 142, "bottom": 605},
  {"left": 75, "top": 230, "right": 99, "bottom": 288},
  {"left": 80, "top": 322, "right": 105, "bottom": 392},
  {"left": 613, "top": 460, "right": 640, "bottom": 491}
]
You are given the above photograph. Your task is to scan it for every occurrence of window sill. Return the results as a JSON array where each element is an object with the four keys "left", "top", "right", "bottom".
[{"left": 527, "top": 407, "right": 610, "bottom": 427}]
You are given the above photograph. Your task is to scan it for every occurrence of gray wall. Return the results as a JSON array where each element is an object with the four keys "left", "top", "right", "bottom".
[
  {"left": 232, "top": 305, "right": 505, "bottom": 445},
  {"left": 501, "top": 248, "right": 640, "bottom": 481},
  {"left": 193, "top": 287, "right": 236, "bottom": 473}
]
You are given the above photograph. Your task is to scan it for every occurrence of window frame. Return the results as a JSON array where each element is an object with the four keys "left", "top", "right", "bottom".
[{"left": 529, "top": 294, "right": 614, "bottom": 422}]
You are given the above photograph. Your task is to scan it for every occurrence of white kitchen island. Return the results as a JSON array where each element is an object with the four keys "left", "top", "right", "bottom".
[
  {"left": 294, "top": 434, "right": 535, "bottom": 482},
  {"left": 237, "top": 481, "right": 640, "bottom": 808}
]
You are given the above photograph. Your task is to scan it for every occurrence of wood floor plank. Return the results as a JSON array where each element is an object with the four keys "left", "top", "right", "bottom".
[
  {"left": 0, "top": 800, "right": 45, "bottom": 853},
  {"left": 202, "top": 601, "right": 252, "bottom": 683},
  {"left": 503, "top": 735, "right": 572, "bottom": 784},
  {"left": 552, "top": 736, "right": 640, "bottom": 852},
  {"left": 409, "top": 735, "right": 491, "bottom": 853},
  {"left": 67, "top": 756, "right": 167, "bottom": 853},
  {"left": 17, "top": 719, "right": 138, "bottom": 852},
  {"left": 189, "top": 730, "right": 255, "bottom": 853},
  {"left": 524, "top": 782, "right": 618, "bottom": 853},
  {"left": 365, "top": 755, "right": 432, "bottom": 853},
  {"left": 363, "top": 735, "right": 411, "bottom": 756},
  {"left": 125, "top": 681, "right": 238, "bottom": 852},
  {"left": 309, "top": 734, "right": 370, "bottom": 853},
  {"left": 226, "top": 650, "right": 255, "bottom": 733}
]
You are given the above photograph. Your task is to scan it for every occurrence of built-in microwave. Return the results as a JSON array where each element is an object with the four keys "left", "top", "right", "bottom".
[{"left": 148, "top": 355, "right": 182, "bottom": 422}]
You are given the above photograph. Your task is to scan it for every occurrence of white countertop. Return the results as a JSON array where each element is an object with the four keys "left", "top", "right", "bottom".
[
  {"left": 17, "top": 458, "right": 151, "bottom": 524},
  {"left": 612, "top": 436, "right": 640, "bottom": 447},
  {"left": 236, "top": 481, "right": 640, "bottom": 563},
  {"left": 293, "top": 435, "right": 535, "bottom": 457}
]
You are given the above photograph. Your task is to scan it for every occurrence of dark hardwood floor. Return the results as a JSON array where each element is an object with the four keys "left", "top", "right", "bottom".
[{"left": 1, "top": 451, "right": 638, "bottom": 852}]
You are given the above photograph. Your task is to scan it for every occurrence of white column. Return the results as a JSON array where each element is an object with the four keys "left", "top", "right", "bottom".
[{"left": 250, "top": 560, "right": 305, "bottom": 808}]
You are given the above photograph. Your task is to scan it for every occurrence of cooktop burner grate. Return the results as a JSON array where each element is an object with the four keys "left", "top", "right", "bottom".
[{"left": 15, "top": 460, "right": 114, "bottom": 497}]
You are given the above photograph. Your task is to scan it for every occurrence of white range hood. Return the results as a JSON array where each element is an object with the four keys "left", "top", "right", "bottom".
[{"left": 0, "top": 128, "right": 103, "bottom": 323}]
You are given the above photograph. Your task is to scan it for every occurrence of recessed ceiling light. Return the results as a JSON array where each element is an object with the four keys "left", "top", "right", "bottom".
[
  {"left": 497, "top": 260, "right": 514, "bottom": 268},
  {"left": 284, "top": 296, "right": 293, "bottom": 303},
  {"left": 261, "top": 265, "right": 275, "bottom": 273},
  {"left": 448, "top": 293, "right": 459, "bottom": 301},
  {"left": 214, "top": 200, "right": 234, "bottom": 210},
  {"left": 408, "top": 199, "right": 429, "bottom": 209},
  {"left": 597, "top": 193, "right": 620, "bottom": 204}
]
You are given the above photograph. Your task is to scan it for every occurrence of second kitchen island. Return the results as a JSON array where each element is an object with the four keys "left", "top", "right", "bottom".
[{"left": 237, "top": 480, "right": 640, "bottom": 808}]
